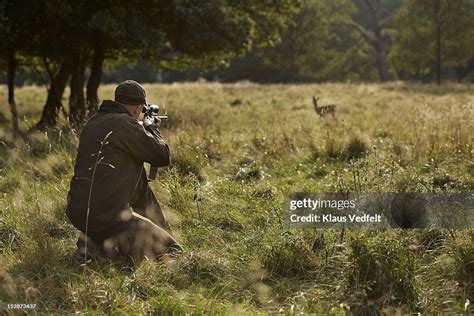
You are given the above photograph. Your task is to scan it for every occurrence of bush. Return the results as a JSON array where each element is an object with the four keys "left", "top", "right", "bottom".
[{"left": 342, "top": 134, "right": 369, "bottom": 160}]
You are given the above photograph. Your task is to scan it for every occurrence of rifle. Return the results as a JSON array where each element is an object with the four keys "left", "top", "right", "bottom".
[
  {"left": 142, "top": 104, "right": 167, "bottom": 181},
  {"left": 142, "top": 103, "right": 168, "bottom": 120}
]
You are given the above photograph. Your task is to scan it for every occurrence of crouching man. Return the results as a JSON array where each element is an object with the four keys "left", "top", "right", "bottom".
[{"left": 66, "top": 80, "right": 181, "bottom": 264}]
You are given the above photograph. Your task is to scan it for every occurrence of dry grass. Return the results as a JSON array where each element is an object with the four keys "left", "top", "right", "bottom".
[{"left": 0, "top": 82, "right": 472, "bottom": 314}]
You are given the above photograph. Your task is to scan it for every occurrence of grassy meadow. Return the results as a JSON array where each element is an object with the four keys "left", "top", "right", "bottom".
[{"left": 0, "top": 82, "right": 473, "bottom": 314}]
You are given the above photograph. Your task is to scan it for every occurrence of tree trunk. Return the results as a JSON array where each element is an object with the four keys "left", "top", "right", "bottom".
[
  {"left": 435, "top": 34, "right": 441, "bottom": 85},
  {"left": 7, "top": 49, "right": 19, "bottom": 132},
  {"left": 86, "top": 46, "right": 105, "bottom": 117},
  {"left": 373, "top": 31, "right": 390, "bottom": 82},
  {"left": 365, "top": 0, "right": 390, "bottom": 82},
  {"left": 434, "top": 0, "right": 442, "bottom": 85},
  {"left": 69, "top": 55, "right": 87, "bottom": 126},
  {"left": 36, "top": 59, "right": 73, "bottom": 129}
]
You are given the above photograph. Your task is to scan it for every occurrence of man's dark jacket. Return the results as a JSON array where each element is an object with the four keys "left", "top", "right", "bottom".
[{"left": 66, "top": 100, "right": 170, "bottom": 233}]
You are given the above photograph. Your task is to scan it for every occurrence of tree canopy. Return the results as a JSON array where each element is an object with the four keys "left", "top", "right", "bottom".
[
  {"left": 0, "top": 0, "right": 298, "bottom": 128},
  {"left": 390, "top": 0, "right": 474, "bottom": 83},
  {"left": 193, "top": 0, "right": 473, "bottom": 83}
]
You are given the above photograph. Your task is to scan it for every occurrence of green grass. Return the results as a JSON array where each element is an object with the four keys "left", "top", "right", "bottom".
[{"left": 0, "top": 82, "right": 473, "bottom": 314}]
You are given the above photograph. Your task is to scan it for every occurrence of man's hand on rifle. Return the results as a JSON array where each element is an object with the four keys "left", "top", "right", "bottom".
[{"left": 143, "top": 116, "right": 161, "bottom": 128}]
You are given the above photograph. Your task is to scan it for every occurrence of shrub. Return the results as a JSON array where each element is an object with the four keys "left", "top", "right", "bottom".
[{"left": 342, "top": 134, "right": 369, "bottom": 160}]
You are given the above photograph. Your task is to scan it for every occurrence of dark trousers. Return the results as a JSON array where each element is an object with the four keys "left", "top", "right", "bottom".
[{"left": 84, "top": 173, "right": 182, "bottom": 262}]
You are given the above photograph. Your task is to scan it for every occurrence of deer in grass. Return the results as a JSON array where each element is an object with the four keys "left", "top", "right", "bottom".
[{"left": 312, "top": 96, "right": 336, "bottom": 118}]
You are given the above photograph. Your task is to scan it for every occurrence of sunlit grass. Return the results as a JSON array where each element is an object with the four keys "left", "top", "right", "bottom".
[{"left": 0, "top": 82, "right": 472, "bottom": 314}]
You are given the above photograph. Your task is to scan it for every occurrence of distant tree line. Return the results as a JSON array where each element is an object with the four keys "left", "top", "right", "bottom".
[
  {"left": 99, "top": 0, "right": 474, "bottom": 84},
  {"left": 170, "top": 0, "right": 474, "bottom": 84},
  {"left": 1, "top": 0, "right": 473, "bottom": 130}
]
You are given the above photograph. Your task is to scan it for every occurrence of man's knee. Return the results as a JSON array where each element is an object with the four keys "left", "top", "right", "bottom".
[{"left": 102, "top": 217, "right": 181, "bottom": 263}]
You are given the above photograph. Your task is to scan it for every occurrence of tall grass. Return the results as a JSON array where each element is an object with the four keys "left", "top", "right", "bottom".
[{"left": 0, "top": 83, "right": 472, "bottom": 313}]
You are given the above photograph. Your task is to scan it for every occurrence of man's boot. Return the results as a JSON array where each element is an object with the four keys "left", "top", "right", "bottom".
[{"left": 74, "top": 232, "right": 108, "bottom": 265}]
